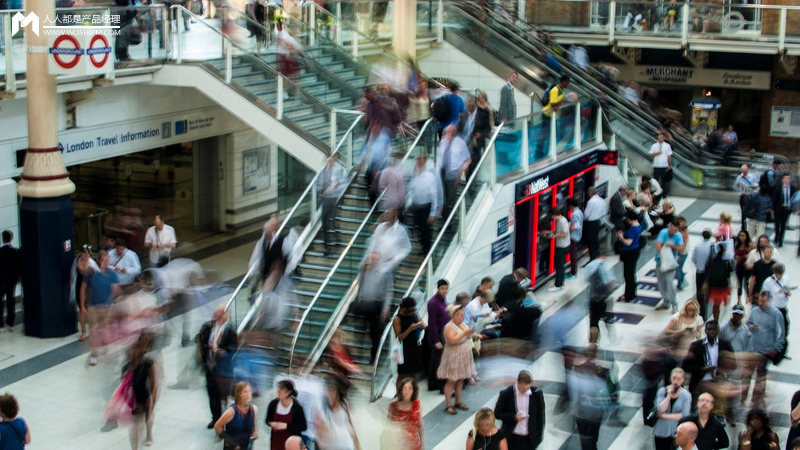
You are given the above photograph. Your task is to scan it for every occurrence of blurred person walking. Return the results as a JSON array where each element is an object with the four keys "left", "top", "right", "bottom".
[
  {"left": 437, "top": 124, "right": 472, "bottom": 218},
  {"left": 71, "top": 245, "right": 98, "bottom": 341},
  {"left": 744, "top": 186, "right": 772, "bottom": 242},
  {"left": 378, "top": 156, "right": 407, "bottom": 216},
  {"left": 249, "top": 215, "right": 299, "bottom": 290},
  {"left": 734, "top": 230, "right": 756, "bottom": 304},
  {"left": 0, "top": 230, "right": 21, "bottom": 332},
  {"left": 735, "top": 164, "right": 760, "bottom": 231},
  {"left": 81, "top": 250, "right": 121, "bottom": 366},
  {"left": 214, "top": 381, "right": 259, "bottom": 450},
  {"left": 125, "top": 333, "right": 158, "bottom": 449},
  {"left": 407, "top": 153, "right": 442, "bottom": 256},
  {"left": 568, "top": 346, "right": 610, "bottom": 450},
  {"left": 353, "top": 252, "right": 393, "bottom": 364},
  {"left": 199, "top": 305, "right": 239, "bottom": 428},
  {"left": 315, "top": 379, "right": 360, "bottom": 450},
  {"left": 494, "top": 370, "right": 545, "bottom": 450},
  {"left": 317, "top": 153, "right": 347, "bottom": 255},
  {"left": 438, "top": 304, "right": 477, "bottom": 415},
  {"left": 466, "top": 408, "right": 508, "bottom": 450},
  {"left": 266, "top": 380, "right": 307, "bottom": 450},
  {"left": 383, "top": 378, "right": 424, "bottom": 450},
  {"left": 0, "top": 393, "right": 31, "bottom": 449},
  {"left": 433, "top": 81, "right": 466, "bottom": 140},
  {"left": 144, "top": 215, "right": 177, "bottom": 268}
]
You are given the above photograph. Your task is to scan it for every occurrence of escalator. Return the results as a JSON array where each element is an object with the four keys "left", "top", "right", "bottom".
[{"left": 438, "top": 3, "right": 787, "bottom": 193}]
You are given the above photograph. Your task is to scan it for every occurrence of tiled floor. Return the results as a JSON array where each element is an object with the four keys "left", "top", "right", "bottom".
[{"left": 3, "top": 195, "right": 800, "bottom": 450}]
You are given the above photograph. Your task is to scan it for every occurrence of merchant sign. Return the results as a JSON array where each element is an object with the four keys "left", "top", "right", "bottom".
[{"left": 611, "top": 65, "right": 770, "bottom": 90}]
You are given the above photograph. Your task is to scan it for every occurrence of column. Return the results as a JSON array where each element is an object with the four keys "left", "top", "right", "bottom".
[
  {"left": 393, "top": 0, "right": 417, "bottom": 59},
  {"left": 17, "top": 0, "right": 77, "bottom": 337}
]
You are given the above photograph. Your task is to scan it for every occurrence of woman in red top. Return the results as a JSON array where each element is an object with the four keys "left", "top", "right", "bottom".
[
  {"left": 383, "top": 378, "right": 424, "bottom": 450},
  {"left": 265, "top": 380, "right": 307, "bottom": 450}
]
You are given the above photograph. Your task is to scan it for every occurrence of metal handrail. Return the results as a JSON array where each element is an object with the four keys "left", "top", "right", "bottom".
[
  {"left": 170, "top": 5, "right": 335, "bottom": 115},
  {"left": 218, "top": 3, "right": 363, "bottom": 100},
  {"left": 287, "top": 117, "right": 434, "bottom": 370},
  {"left": 222, "top": 112, "right": 364, "bottom": 319},
  {"left": 295, "top": 118, "right": 435, "bottom": 374},
  {"left": 307, "top": 2, "right": 447, "bottom": 91},
  {"left": 368, "top": 121, "right": 506, "bottom": 401}
]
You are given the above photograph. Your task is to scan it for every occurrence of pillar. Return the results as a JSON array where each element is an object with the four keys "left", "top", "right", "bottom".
[
  {"left": 17, "top": 0, "right": 77, "bottom": 337},
  {"left": 392, "top": 0, "right": 417, "bottom": 60}
]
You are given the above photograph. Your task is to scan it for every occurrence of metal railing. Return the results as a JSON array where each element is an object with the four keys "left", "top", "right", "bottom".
[
  {"left": 287, "top": 117, "right": 434, "bottom": 370},
  {"left": 223, "top": 112, "right": 365, "bottom": 330}
]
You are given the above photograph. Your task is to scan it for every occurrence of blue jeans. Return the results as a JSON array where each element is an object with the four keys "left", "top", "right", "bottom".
[{"left": 676, "top": 253, "right": 688, "bottom": 289}]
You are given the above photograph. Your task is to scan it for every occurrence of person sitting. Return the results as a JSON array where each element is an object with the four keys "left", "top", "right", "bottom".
[{"left": 495, "top": 268, "right": 541, "bottom": 341}]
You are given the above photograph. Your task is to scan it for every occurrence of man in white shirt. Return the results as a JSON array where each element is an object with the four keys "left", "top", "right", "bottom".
[
  {"left": 366, "top": 208, "right": 412, "bottom": 275},
  {"left": 542, "top": 208, "right": 570, "bottom": 292},
  {"left": 407, "top": 154, "right": 442, "bottom": 256},
  {"left": 494, "top": 370, "right": 545, "bottom": 450},
  {"left": 466, "top": 289, "right": 505, "bottom": 333},
  {"left": 108, "top": 238, "right": 141, "bottom": 285},
  {"left": 144, "top": 215, "right": 177, "bottom": 268},
  {"left": 582, "top": 186, "right": 607, "bottom": 262},
  {"left": 649, "top": 132, "right": 673, "bottom": 197},
  {"left": 437, "top": 124, "right": 472, "bottom": 218}
]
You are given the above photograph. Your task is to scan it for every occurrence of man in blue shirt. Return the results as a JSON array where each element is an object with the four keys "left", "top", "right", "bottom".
[
  {"left": 435, "top": 82, "right": 466, "bottom": 139},
  {"left": 81, "top": 250, "right": 120, "bottom": 366},
  {"left": 655, "top": 220, "right": 685, "bottom": 314}
]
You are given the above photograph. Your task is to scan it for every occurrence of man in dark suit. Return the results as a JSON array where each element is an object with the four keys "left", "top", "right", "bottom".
[
  {"left": 682, "top": 320, "right": 733, "bottom": 401},
  {"left": 494, "top": 370, "right": 545, "bottom": 450},
  {"left": 496, "top": 268, "right": 541, "bottom": 340},
  {"left": 772, "top": 174, "right": 796, "bottom": 247},
  {"left": 197, "top": 305, "right": 238, "bottom": 428},
  {"left": 609, "top": 186, "right": 628, "bottom": 231},
  {"left": 0, "top": 230, "right": 21, "bottom": 331}
]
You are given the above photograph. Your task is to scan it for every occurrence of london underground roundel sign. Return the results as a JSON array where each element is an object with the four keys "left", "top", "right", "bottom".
[
  {"left": 87, "top": 34, "right": 111, "bottom": 69},
  {"left": 50, "top": 34, "right": 82, "bottom": 69}
]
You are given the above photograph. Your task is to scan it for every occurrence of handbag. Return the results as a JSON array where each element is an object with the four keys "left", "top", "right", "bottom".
[
  {"left": 642, "top": 213, "right": 654, "bottom": 231},
  {"left": 644, "top": 406, "right": 659, "bottom": 427},
  {"left": 718, "top": 239, "right": 735, "bottom": 262},
  {"left": 660, "top": 245, "right": 679, "bottom": 272},
  {"left": 390, "top": 337, "right": 404, "bottom": 365},
  {"left": 104, "top": 371, "right": 135, "bottom": 424}
]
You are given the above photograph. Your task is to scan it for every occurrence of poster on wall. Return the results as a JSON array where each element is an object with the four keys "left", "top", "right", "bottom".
[
  {"left": 770, "top": 107, "right": 800, "bottom": 138},
  {"left": 243, "top": 147, "right": 270, "bottom": 194}
]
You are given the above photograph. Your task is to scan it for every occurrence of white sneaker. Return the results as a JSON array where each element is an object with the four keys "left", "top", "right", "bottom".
[
  {"left": 89, "top": 357, "right": 98, "bottom": 366},
  {"left": 547, "top": 286, "right": 564, "bottom": 292}
]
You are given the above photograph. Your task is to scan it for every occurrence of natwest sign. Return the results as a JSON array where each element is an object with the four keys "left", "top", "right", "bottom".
[
  {"left": 523, "top": 176, "right": 550, "bottom": 197},
  {"left": 48, "top": 31, "right": 114, "bottom": 75}
]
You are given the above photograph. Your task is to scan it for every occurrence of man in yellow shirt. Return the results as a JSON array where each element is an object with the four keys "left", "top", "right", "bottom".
[{"left": 536, "top": 75, "right": 571, "bottom": 158}]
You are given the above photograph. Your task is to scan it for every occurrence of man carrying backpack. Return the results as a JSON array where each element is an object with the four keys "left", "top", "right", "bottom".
[
  {"left": 432, "top": 81, "right": 465, "bottom": 140},
  {"left": 536, "top": 74, "right": 570, "bottom": 158}
]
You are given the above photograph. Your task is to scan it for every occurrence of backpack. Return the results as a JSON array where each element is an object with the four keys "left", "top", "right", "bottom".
[
  {"left": 742, "top": 192, "right": 759, "bottom": 219},
  {"left": 706, "top": 248, "right": 731, "bottom": 288},
  {"left": 541, "top": 84, "right": 557, "bottom": 106},
  {"left": 431, "top": 94, "right": 451, "bottom": 123}
]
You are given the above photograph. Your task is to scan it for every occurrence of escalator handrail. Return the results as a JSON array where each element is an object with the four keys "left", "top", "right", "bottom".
[
  {"left": 471, "top": 4, "right": 792, "bottom": 166},
  {"left": 171, "top": 5, "right": 338, "bottom": 117},
  {"left": 368, "top": 120, "right": 506, "bottom": 401},
  {"left": 224, "top": 112, "right": 364, "bottom": 318},
  {"left": 218, "top": 3, "right": 363, "bottom": 100},
  {"left": 287, "top": 117, "right": 435, "bottom": 370},
  {"left": 306, "top": 2, "right": 447, "bottom": 91},
  {"left": 444, "top": 5, "right": 710, "bottom": 165}
]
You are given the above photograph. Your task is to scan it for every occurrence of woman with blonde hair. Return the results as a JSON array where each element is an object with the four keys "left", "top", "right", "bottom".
[
  {"left": 214, "top": 381, "right": 259, "bottom": 450},
  {"left": 466, "top": 407, "right": 508, "bottom": 450},
  {"left": 714, "top": 212, "right": 734, "bottom": 242},
  {"left": 663, "top": 298, "right": 705, "bottom": 340},
  {"left": 438, "top": 304, "right": 476, "bottom": 415}
]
